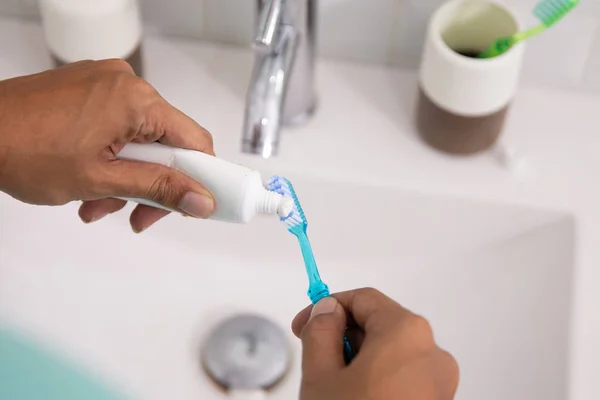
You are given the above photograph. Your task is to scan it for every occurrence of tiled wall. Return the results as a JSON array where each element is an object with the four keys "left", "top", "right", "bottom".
[{"left": 1, "top": 0, "right": 599, "bottom": 91}]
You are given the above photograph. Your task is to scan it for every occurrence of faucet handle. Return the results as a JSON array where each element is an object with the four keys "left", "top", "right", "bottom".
[{"left": 254, "top": 0, "right": 284, "bottom": 54}]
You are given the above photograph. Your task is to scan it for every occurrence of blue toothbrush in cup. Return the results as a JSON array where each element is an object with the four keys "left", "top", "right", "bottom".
[{"left": 267, "top": 176, "right": 355, "bottom": 364}]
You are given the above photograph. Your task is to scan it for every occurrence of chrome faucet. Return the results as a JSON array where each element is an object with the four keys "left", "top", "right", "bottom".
[{"left": 241, "top": 0, "right": 317, "bottom": 158}]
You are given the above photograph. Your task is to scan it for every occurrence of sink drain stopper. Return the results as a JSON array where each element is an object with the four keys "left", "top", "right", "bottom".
[{"left": 202, "top": 314, "right": 291, "bottom": 396}]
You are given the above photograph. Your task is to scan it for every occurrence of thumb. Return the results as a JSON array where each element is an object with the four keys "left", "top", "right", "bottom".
[
  {"left": 105, "top": 159, "right": 215, "bottom": 218},
  {"left": 301, "top": 297, "right": 347, "bottom": 379}
]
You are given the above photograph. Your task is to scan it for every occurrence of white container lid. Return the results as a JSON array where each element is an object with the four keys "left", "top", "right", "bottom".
[{"left": 39, "top": 0, "right": 142, "bottom": 62}]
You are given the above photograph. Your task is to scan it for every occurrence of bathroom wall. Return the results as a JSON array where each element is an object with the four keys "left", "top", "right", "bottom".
[{"left": 1, "top": 0, "right": 599, "bottom": 91}]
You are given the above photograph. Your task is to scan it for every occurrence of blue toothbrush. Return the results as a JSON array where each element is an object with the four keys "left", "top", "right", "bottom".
[{"left": 267, "top": 176, "right": 355, "bottom": 364}]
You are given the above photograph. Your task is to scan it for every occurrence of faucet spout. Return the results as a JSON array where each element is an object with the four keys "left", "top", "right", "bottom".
[
  {"left": 242, "top": 27, "right": 298, "bottom": 158},
  {"left": 242, "top": 0, "right": 317, "bottom": 158}
]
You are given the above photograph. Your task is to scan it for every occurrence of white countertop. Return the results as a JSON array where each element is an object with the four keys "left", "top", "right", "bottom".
[{"left": 0, "top": 17, "right": 599, "bottom": 400}]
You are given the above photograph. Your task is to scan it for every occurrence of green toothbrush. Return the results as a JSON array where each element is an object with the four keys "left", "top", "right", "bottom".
[{"left": 478, "top": 0, "right": 580, "bottom": 59}]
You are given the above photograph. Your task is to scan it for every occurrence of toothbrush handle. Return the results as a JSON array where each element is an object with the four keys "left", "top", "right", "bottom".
[
  {"left": 296, "top": 232, "right": 356, "bottom": 364},
  {"left": 513, "top": 24, "right": 546, "bottom": 42},
  {"left": 343, "top": 336, "right": 355, "bottom": 364},
  {"left": 297, "top": 232, "right": 323, "bottom": 288}
]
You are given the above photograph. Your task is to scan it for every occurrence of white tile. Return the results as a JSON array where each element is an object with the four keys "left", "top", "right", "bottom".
[
  {"left": 1, "top": 0, "right": 595, "bottom": 93},
  {"left": 576, "top": 1, "right": 600, "bottom": 90},
  {"left": 0, "top": 0, "right": 24, "bottom": 16},
  {"left": 554, "top": 0, "right": 600, "bottom": 17},
  {"left": 390, "top": 0, "right": 446, "bottom": 69},
  {"left": 495, "top": 1, "right": 598, "bottom": 88},
  {"left": 582, "top": 26, "right": 600, "bottom": 90},
  {"left": 515, "top": 6, "right": 597, "bottom": 88},
  {"left": 498, "top": 0, "right": 599, "bottom": 20},
  {"left": 140, "top": 0, "right": 205, "bottom": 38},
  {"left": 19, "top": 0, "right": 38, "bottom": 17},
  {"left": 0, "top": 0, "right": 38, "bottom": 18},
  {"left": 318, "top": 0, "right": 396, "bottom": 65},
  {"left": 203, "top": 0, "right": 254, "bottom": 46}
]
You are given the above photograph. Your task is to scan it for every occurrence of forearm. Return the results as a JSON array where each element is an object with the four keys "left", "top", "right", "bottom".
[
  {"left": 0, "top": 83, "right": 7, "bottom": 192},
  {"left": 0, "top": 144, "right": 7, "bottom": 193}
]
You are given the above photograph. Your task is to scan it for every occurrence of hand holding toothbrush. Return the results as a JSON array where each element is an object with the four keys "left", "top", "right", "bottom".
[
  {"left": 0, "top": 59, "right": 216, "bottom": 232},
  {"left": 292, "top": 288, "right": 459, "bottom": 400}
]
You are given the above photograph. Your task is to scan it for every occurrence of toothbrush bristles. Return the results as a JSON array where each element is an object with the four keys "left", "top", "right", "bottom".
[{"left": 534, "top": 0, "right": 579, "bottom": 27}]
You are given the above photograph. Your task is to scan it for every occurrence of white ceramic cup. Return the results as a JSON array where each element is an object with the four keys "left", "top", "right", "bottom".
[
  {"left": 39, "top": 0, "right": 144, "bottom": 76},
  {"left": 417, "top": 0, "right": 525, "bottom": 155}
]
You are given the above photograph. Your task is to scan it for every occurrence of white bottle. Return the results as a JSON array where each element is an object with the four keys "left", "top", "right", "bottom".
[
  {"left": 39, "top": 0, "right": 144, "bottom": 77},
  {"left": 117, "top": 143, "right": 293, "bottom": 224}
]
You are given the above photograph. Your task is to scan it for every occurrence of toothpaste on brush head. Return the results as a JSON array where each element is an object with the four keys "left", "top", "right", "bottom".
[{"left": 117, "top": 143, "right": 293, "bottom": 224}]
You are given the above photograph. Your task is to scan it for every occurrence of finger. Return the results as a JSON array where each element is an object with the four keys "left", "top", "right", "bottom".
[
  {"left": 293, "top": 288, "right": 401, "bottom": 338},
  {"left": 137, "top": 98, "right": 215, "bottom": 155},
  {"left": 344, "top": 326, "right": 365, "bottom": 354},
  {"left": 97, "top": 58, "right": 136, "bottom": 74},
  {"left": 331, "top": 288, "right": 414, "bottom": 337},
  {"left": 294, "top": 306, "right": 365, "bottom": 358},
  {"left": 100, "top": 159, "right": 215, "bottom": 218},
  {"left": 79, "top": 198, "right": 127, "bottom": 223},
  {"left": 129, "top": 204, "right": 170, "bottom": 233},
  {"left": 292, "top": 304, "right": 313, "bottom": 338},
  {"left": 435, "top": 349, "right": 461, "bottom": 398},
  {"left": 301, "top": 297, "right": 347, "bottom": 378},
  {"left": 293, "top": 303, "right": 365, "bottom": 340},
  {"left": 59, "top": 59, "right": 135, "bottom": 74},
  {"left": 56, "top": 59, "right": 95, "bottom": 71}
]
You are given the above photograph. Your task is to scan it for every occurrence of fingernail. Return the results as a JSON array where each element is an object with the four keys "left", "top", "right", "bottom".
[
  {"left": 132, "top": 225, "right": 145, "bottom": 234},
  {"left": 178, "top": 192, "right": 214, "bottom": 218},
  {"left": 309, "top": 297, "right": 338, "bottom": 321},
  {"left": 82, "top": 214, "right": 104, "bottom": 224}
]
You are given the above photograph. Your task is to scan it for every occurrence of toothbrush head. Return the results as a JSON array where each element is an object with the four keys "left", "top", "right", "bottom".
[
  {"left": 266, "top": 176, "right": 307, "bottom": 231},
  {"left": 534, "top": 0, "right": 579, "bottom": 28},
  {"left": 479, "top": 0, "right": 579, "bottom": 59}
]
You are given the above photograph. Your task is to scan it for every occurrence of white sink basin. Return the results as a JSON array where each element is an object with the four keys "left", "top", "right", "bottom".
[{"left": 0, "top": 176, "right": 574, "bottom": 400}]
